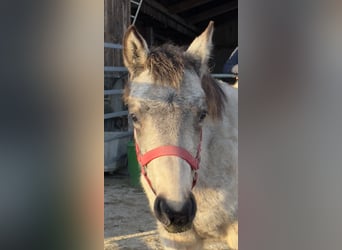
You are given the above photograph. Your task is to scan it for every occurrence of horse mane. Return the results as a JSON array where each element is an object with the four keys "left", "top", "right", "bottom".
[
  {"left": 201, "top": 74, "right": 227, "bottom": 120},
  {"left": 124, "top": 43, "right": 226, "bottom": 120}
]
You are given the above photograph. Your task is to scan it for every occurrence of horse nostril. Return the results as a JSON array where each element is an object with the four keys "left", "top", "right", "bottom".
[
  {"left": 173, "top": 215, "right": 187, "bottom": 225},
  {"left": 154, "top": 196, "right": 171, "bottom": 226},
  {"left": 154, "top": 194, "right": 197, "bottom": 229},
  {"left": 188, "top": 193, "right": 197, "bottom": 221}
]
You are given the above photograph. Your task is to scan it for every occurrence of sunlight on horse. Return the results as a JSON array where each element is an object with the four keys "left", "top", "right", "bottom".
[{"left": 122, "top": 21, "right": 238, "bottom": 250}]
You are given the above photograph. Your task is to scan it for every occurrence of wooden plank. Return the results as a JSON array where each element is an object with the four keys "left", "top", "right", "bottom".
[
  {"left": 169, "top": 0, "right": 213, "bottom": 13},
  {"left": 141, "top": 0, "right": 198, "bottom": 37},
  {"left": 187, "top": 1, "right": 238, "bottom": 24},
  {"left": 104, "top": 0, "right": 130, "bottom": 67}
]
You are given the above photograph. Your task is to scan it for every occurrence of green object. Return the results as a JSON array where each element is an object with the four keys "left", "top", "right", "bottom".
[{"left": 127, "top": 141, "right": 141, "bottom": 187}]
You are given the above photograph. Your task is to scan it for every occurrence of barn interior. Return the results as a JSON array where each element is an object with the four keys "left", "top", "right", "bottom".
[
  {"left": 133, "top": 0, "right": 238, "bottom": 73},
  {"left": 105, "top": 0, "right": 238, "bottom": 73},
  {"left": 104, "top": 0, "right": 238, "bottom": 172}
]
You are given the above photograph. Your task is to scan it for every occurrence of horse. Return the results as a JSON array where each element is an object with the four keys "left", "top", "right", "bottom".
[{"left": 122, "top": 21, "right": 238, "bottom": 250}]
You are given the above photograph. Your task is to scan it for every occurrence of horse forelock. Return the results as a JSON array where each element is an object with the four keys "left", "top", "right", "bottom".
[
  {"left": 124, "top": 44, "right": 199, "bottom": 102},
  {"left": 141, "top": 44, "right": 200, "bottom": 87},
  {"left": 124, "top": 43, "right": 226, "bottom": 121},
  {"left": 146, "top": 44, "right": 185, "bottom": 88}
]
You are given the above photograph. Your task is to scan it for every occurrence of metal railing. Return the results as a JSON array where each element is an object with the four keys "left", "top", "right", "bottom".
[
  {"left": 130, "top": 0, "right": 144, "bottom": 25},
  {"left": 104, "top": 43, "right": 133, "bottom": 141},
  {"left": 211, "top": 73, "right": 237, "bottom": 79}
]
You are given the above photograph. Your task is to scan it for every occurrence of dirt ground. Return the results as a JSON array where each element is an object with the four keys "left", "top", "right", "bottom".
[
  {"left": 104, "top": 169, "right": 163, "bottom": 250},
  {"left": 104, "top": 169, "right": 229, "bottom": 250}
]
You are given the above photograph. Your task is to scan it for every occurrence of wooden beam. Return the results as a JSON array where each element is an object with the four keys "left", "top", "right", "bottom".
[
  {"left": 168, "top": 0, "right": 213, "bottom": 14},
  {"left": 187, "top": 1, "right": 238, "bottom": 24},
  {"left": 104, "top": 0, "right": 130, "bottom": 67},
  {"left": 141, "top": 0, "right": 199, "bottom": 37}
]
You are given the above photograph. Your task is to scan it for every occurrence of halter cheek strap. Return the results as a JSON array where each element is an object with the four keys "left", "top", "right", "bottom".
[{"left": 135, "top": 129, "right": 202, "bottom": 195}]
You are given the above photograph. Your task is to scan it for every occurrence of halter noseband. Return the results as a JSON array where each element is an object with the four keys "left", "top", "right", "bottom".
[{"left": 135, "top": 129, "right": 202, "bottom": 195}]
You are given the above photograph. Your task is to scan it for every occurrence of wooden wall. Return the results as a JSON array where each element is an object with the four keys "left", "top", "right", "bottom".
[
  {"left": 104, "top": 0, "right": 130, "bottom": 67},
  {"left": 104, "top": 0, "right": 130, "bottom": 132}
]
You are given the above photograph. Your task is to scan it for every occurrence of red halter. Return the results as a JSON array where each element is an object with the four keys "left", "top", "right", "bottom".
[{"left": 135, "top": 129, "right": 202, "bottom": 195}]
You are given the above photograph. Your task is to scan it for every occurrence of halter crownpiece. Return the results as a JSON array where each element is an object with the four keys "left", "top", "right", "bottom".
[{"left": 135, "top": 129, "right": 202, "bottom": 195}]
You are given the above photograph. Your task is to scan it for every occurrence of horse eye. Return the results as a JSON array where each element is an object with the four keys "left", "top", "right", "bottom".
[
  {"left": 199, "top": 110, "right": 207, "bottom": 122},
  {"left": 130, "top": 113, "right": 138, "bottom": 123}
]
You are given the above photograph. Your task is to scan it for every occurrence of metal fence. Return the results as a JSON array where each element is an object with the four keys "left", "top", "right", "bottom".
[{"left": 104, "top": 42, "right": 131, "bottom": 133}]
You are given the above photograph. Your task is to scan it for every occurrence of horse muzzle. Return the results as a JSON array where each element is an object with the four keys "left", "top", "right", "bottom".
[{"left": 154, "top": 193, "right": 197, "bottom": 233}]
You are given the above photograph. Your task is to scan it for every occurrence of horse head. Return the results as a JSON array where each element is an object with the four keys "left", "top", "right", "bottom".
[{"left": 122, "top": 22, "right": 225, "bottom": 233}]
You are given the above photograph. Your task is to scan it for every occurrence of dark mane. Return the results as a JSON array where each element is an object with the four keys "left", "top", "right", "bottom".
[
  {"left": 125, "top": 43, "right": 226, "bottom": 120},
  {"left": 201, "top": 74, "right": 227, "bottom": 120}
]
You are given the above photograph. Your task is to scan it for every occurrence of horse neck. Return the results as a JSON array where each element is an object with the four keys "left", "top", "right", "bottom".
[{"left": 199, "top": 85, "right": 238, "bottom": 184}]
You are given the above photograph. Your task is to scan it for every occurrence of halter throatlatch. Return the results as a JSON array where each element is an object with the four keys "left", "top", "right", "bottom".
[{"left": 135, "top": 129, "right": 202, "bottom": 195}]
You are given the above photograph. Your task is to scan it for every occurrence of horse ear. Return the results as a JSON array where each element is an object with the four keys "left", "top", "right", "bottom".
[
  {"left": 186, "top": 21, "right": 214, "bottom": 75},
  {"left": 123, "top": 25, "right": 149, "bottom": 76}
]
